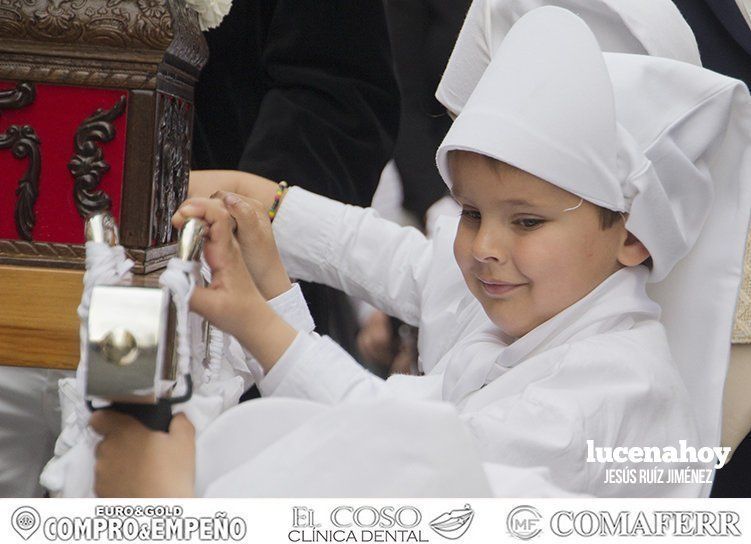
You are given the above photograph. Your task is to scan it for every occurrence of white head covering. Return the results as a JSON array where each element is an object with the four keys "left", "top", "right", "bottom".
[
  {"left": 435, "top": 6, "right": 751, "bottom": 482},
  {"left": 436, "top": 0, "right": 700, "bottom": 117}
]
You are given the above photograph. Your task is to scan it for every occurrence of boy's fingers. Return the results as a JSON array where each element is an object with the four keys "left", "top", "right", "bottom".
[
  {"left": 224, "top": 195, "right": 251, "bottom": 227},
  {"left": 207, "top": 216, "right": 235, "bottom": 249},
  {"left": 213, "top": 192, "right": 239, "bottom": 233},
  {"left": 173, "top": 198, "right": 236, "bottom": 241},
  {"left": 224, "top": 194, "right": 270, "bottom": 234},
  {"left": 172, "top": 197, "right": 212, "bottom": 229},
  {"left": 171, "top": 207, "right": 191, "bottom": 230}
]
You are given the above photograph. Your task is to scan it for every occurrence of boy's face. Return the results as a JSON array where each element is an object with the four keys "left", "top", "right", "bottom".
[{"left": 450, "top": 151, "right": 628, "bottom": 338}]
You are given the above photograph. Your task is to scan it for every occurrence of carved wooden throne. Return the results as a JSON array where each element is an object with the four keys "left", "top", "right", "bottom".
[{"left": 0, "top": 0, "right": 207, "bottom": 369}]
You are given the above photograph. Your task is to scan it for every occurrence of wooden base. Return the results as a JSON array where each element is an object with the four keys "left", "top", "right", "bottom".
[{"left": 0, "top": 265, "right": 82, "bottom": 370}]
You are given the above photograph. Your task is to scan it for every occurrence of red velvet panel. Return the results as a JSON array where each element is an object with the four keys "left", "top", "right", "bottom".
[{"left": 0, "top": 81, "right": 128, "bottom": 244}]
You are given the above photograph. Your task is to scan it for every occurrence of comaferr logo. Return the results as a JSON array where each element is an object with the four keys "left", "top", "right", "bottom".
[
  {"left": 550, "top": 510, "right": 741, "bottom": 537},
  {"left": 506, "top": 506, "right": 742, "bottom": 538}
]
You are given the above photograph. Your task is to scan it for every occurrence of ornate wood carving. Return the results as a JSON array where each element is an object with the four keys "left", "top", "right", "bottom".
[
  {"left": 0, "top": 82, "right": 40, "bottom": 240},
  {"left": 0, "top": 0, "right": 173, "bottom": 51},
  {"left": 0, "top": 63, "right": 156, "bottom": 89},
  {"left": 0, "top": 239, "right": 84, "bottom": 262},
  {"left": 164, "top": 0, "right": 208, "bottom": 77},
  {"left": 69, "top": 95, "right": 126, "bottom": 217},
  {"left": 0, "top": 82, "right": 36, "bottom": 111},
  {"left": 0, "top": 2, "right": 207, "bottom": 90},
  {"left": 0, "top": 125, "right": 41, "bottom": 240},
  {"left": 0, "top": 1, "right": 205, "bottom": 271},
  {"left": 0, "top": 239, "right": 173, "bottom": 273},
  {"left": 152, "top": 92, "right": 190, "bottom": 244}
]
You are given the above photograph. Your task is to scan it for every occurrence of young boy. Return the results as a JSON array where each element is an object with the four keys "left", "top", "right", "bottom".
[{"left": 90, "top": 7, "right": 751, "bottom": 498}]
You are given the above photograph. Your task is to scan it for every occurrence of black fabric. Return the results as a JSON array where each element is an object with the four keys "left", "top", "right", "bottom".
[
  {"left": 193, "top": 0, "right": 400, "bottom": 206},
  {"left": 384, "top": 0, "right": 472, "bottom": 224},
  {"left": 672, "top": 0, "right": 751, "bottom": 89},
  {"left": 712, "top": 429, "right": 751, "bottom": 497}
]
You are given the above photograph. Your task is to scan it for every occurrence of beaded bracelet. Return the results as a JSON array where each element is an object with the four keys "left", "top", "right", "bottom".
[{"left": 268, "top": 181, "right": 289, "bottom": 222}]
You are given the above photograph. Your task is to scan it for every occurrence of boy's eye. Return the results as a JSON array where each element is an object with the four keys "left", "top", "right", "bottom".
[
  {"left": 513, "top": 217, "right": 545, "bottom": 229},
  {"left": 460, "top": 209, "right": 481, "bottom": 221}
]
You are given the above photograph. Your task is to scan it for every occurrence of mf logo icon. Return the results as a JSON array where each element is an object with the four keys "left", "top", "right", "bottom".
[{"left": 506, "top": 505, "right": 543, "bottom": 540}]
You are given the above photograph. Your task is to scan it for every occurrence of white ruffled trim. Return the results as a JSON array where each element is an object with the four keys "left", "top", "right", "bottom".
[
  {"left": 41, "top": 247, "right": 245, "bottom": 497},
  {"left": 185, "top": 0, "right": 232, "bottom": 31}
]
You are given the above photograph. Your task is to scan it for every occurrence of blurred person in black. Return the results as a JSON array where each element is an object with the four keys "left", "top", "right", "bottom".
[
  {"left": 192, "top": 0, "right": 400, "bottom": 386},
  {"left": 672, "top": 0, "right": 751, "bottom": 90},
  {"left": 355, "top": 0, "right": 471, "bottom": 377},
  {"left": 383, "top": 0, "right": 471, "bottom": 228}
]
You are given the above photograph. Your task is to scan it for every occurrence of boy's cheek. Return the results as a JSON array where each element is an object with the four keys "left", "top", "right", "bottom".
[
  {"left": 453, "top": 227, "right": 480, "bottom": 268},
  {"left": 452, "top": 231, "right": 469, "bottom": 266}
]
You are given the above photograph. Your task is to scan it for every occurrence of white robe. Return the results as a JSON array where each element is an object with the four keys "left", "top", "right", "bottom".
[{"left": 196, "top": 186, "right": 705, "bottom": 498}]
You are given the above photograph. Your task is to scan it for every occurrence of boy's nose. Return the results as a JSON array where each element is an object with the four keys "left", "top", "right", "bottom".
[{"left": 471, "top": 226, "right": 509, "bottom": 264}]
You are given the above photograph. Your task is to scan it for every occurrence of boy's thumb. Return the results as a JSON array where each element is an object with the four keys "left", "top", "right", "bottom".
[
  {"left": 223, "top": 193, "right": 242, "bottom": 207},
  {"left": 222, "top": 193, "right": 246, "bottom": 233}
]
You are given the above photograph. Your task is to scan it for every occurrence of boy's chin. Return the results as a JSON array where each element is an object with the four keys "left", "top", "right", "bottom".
[{"left": 483, "top": 308, "right": 534, "bottom": 340}]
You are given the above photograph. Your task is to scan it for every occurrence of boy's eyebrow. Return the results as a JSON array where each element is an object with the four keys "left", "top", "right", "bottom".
[
  {"left": 502, "top": 199, "right": 539, "bottom": 207},
  {"left": 450, "top": 189, "right": 543, "bottom": 208}
]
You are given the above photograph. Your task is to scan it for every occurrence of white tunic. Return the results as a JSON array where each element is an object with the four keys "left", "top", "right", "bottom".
[{"left": 197, "top": 186, "right": 705, "bottom": 498}]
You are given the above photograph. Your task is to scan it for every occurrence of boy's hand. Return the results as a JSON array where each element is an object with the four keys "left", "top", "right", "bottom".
[
  {"left": 91, "top": 412, "right": 195, "bottom": 498},
  {"left": 210, "top": 192, "right": 292, "bottom": 301},
  {"left": 189, "top": 170, "right": 280, "bottom": 210},
  {"left": 172, "top": 197, "right": 298, "bottom": 372},
  {"left": 173, "top": 197, "right": 263, "bottom": 339}
]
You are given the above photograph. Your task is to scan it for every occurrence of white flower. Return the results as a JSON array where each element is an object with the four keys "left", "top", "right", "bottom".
[{"left": 185, "top": 0, "right": 232, "bottom": 31}]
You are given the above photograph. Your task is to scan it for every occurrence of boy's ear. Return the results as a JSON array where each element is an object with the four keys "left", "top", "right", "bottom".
[{"left": 617, "top": 231, "right": 651, "bottom": 267}]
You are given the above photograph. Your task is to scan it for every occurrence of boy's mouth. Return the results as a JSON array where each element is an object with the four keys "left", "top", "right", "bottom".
[{"left": 477, "top": 277, "right": 526, "bottom": 297}]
